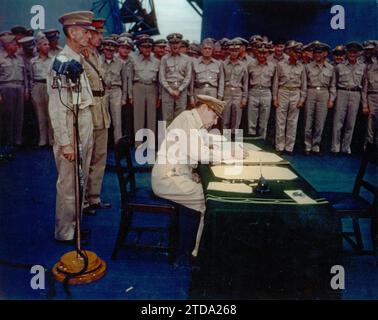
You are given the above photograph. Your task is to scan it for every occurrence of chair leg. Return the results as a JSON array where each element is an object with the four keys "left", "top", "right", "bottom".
[
  {"left": 168, "top": 210, "right": 179, "bottom": 264},
  {"left": 352, "top": 217, "right": 363, "bottom": 253},
  {"left": 111, "top": 209, "right": 132, "bottom": 260}
]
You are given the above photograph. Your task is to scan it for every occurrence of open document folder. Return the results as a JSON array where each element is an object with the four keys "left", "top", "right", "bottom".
[
  {"left": 222, "top": 150, "right": 284, "bottom": 164},
  {"left": 211, "top": 165, "right": 298, "bottom": 180}
]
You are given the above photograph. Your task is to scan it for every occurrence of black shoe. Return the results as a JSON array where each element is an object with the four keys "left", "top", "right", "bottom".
[
  {"left": 83, "top": 206, "right": 96, "bottom": 216},
  {"left": 304, "top": 150, "right": 311, "bottom": 156},
  {"left": 276, "top": 150, "right": 284, "bottom": 156},
  {"left": 91, "top": 202, "right": 112, "bottom": 209}
]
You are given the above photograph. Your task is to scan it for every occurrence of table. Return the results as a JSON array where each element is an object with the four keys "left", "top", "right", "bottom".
[{"left": 189, "top": 139, "right": 341, "bottom": 299}]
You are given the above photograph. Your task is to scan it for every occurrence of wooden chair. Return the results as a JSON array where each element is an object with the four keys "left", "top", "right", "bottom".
[
  {"left": 111, "top": 136, "right": 179, "bottom": 262},
  {"left": 320, "top": 143, "right": 378, "bottom": 254}
]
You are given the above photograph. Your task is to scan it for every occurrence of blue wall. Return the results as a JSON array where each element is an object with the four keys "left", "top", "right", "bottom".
[{"left": 202, "top": 0, "right": 378, "bottom": 46}]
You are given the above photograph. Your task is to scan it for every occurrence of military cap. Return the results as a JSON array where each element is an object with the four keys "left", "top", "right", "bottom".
[
  {"left": 228, "top": 38, "right": 243, "bottom": 49},
  {"left": 154, "top": 39, "right": 167, "bottom": 47},
  {"left": 109, "top": 33, "right": 120, "bottom": 41},
  {"left": 302, "top": 43, "right": 313, "bottom": 52},
  {"left": 285, "top": 40, "right": 302, "bottom": 50},
  {"left": 92, "top": 18, "right": 106, "bottom": 33},
  {"left": 58, "top": 11, "right": 96, "bottom": 31},
  {"left": 138, "top": 36, "right": 154, "bottom": 47},
  {"left": 117, "top": 36, "right": 134, "bottom": 48},
  {"left": 11, "top": 25, "right": 28, "bottom": 36},
  {"left": 44, "top": 29, "right": 60, "bottom": 42},
  {"left": 119, "top": 32, "right": 133, "bottom": 39},
  {"left": 35, "top": 32, "right": 48, "bottom": 46},
  {"left": 102, "top": 39, "right": 118, "bottom": 50},
  {"left": 346, "top": 42, "right": 363, "bottom": 52},
  {"left": 134, "top": 33, "right": 149, "bottom": 41},
  {"left": 249, "top": 35, "right": 263, "bottom": 45},
  {"left": 181, "top": 39, "right": 190, "bottom": 48},
  {"left": 273, "top": 38, "right": 286, "bottom": 46},
  {"left": 262, "top": 35, "right": 269, "bottom": 43},
  {"left": 0, "top": 31, "right": 12, "bottom": 37},
  {"left": 332, "top": 45, "right": 346, "bottom": 55},
  {"left": 363, "top": 40, "right": 377, "bottom": 50},
  {"left": 235, "top": 37, "right": 249, "bottom": 46},
  {"left": 18, "top": 36, "right": 35, "bottom": 49},
  {"left": 0, "top": 34, "right": 16, "bottom": 45},
  {"left": 220, "top": 37, "right": 230, "bottom": 49},
  {"left": 203, "top": 37, "right": 216, "bottom": 44},
  {"left": 167, "top": 33, "right": 183, "bottom": 43},
  {"left": 256, "top": 41, "right": 273, "bottom": 52},
  {"left": 188, "top": 43, "right": 201, "bottom": 54},
  {"left": 311, "top": 41, "right": 330, "bottom": 53},
  {"left": 26, "top": 28, "right": 34, "bottom": 37},
  {"left": 197, "top": 95, "right": 225, "bottom": 118}
]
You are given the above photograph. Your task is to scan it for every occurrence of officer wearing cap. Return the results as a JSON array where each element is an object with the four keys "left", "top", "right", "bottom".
[
  {"left": 362, "top": 42, "right": 378, "bottom": 146},
  {"left": 0, "top": 34, "right": 28, "bottom": 158},
  {"left": 44, "top": 29, "right": 62, "bottom": 57},
  {"left": 101, "top": 39, "right": 128, "bottom": 144},
  {"left": 190, "top": 38, "right": 224, "bottom": 108},
  {"left": 129, "top": 36, "right": 160, "bottom": 144},
  {"left": 46, "top": 11, "right": 95, "bottom": 243},
  {"left": 159, "top": 33, "right": 192, "bottom": 123},
  {"left": 331, "top": 42, "right": 365, "bottom": 155},
  {"left": 301, "top": 43, "right": 313, "bottom": 64},
  {"left": 212, "top": 41, "right": 223, "bottom": 60},
  {"left": 187, "top": 43, "right": 201, "bottom": 60},
  {"left": 220, "top": 37, "right": 230, "bottom": 60},
  {"left": 332, "top": 45, "right": 345, "bottom": 65},
  {"left": 221, "top": 38, "right": 248, "bottom": 131},
  {"left": 273, "top": 40, "right": 307, "bottom": 154},
  {"left": 247, "top": 41, "right": 276, "bottom": 139},
  {"left": 153, "top": 39, "right": 167, "bottom": 60},
  {"left": 237, "top": 37, "right": 254, "bottom": 67},
  {"left": 11, "top": 25, "right": 29, "bottom": 53},
  {"left": 80, "top": 17, "right": 112, "bottom": 215},
  {"left": 304, "top": 41, "right": 336, "bottom": 155},
  {"left": 180, "top": 39, "right": 189, "bottom": 55},
  {"left": 361, "top": 40, "right": 377, "bottom": 65},
  {"left": 268, "top": 39, "right": 288, "bottom": 65},
  {"left": 30, "top": 33, "right": 54, "bottom": 147},
  {"left": 249, "top": 35, "right": 263, "bottom": 59},
  {"left": 151, "top": 95, "right": 229, "bottom": 259}
]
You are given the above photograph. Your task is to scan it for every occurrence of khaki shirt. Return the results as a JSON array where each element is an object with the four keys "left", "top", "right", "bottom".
[
  {"left": 129, "top": 53, "right": 160, "bottom": 98},
  {"left": 83, "top": 48, "right": 111, "bottom": 130},
  {"left": 305, "top": 60, "right": 336, "bottom": 101},
  {"left": 0, "top": 51, "right": 28, "bottom": 91},
  {"left": 273, "top": 59, "right": 307, "bottom": 103},
  {"left": 222, "top": 58, "right": 248, "bottom": 103},
  {"left": 362, "top": 60, "right": 378, "bottom": 106},
  {"left": 47, "top": 45, "right": 93, "bottom": 146},
  {"left": 190, "top": 57, "right": 224, "bottom": 99},
  {"left": 247, "top": 59, "right": 276, "bottom": 89},
  {"left": 30, "top": 54, "right": 53, "bottom": 81},
  {"left": 159, "top": 53, "right": 192, "bottom": 94},
  {"left": 268, "top": 53, "right": 289, "bottom": 65},
  {"left": 239, "top": 54, "right": 255, "bottom": 68},
  {"left": 335, "top": 60, "right": 365, "bottom": 90},
  {"left": 101, "top": 56, "right": 128, "bottom": 101},
  {"left": 49, "top": 46, "right": 63, "bottom": 58}
]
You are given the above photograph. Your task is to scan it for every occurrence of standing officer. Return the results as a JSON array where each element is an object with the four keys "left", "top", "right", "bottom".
[
  {"left": 159, "top": 33, "right": 192, "bottom": 123},
  {"left": 247, "top": 42, "right": 276, "bottom": 138},
  {"left": 153, "top": 39, "right": 167, "bottom": 60},
  {"left": 102, "top": 39, "right": 128, "bottom": 144},
  {"left": 304, "top": 41, "right": 336, "bottom": 155},
  {"left": 222, "top": 38, "right": 248, "bottom": 131},
  {"left": 332, "top": 45, "right": 345, "bottom": 65},
  {"left": 190, "top": 38, "right": 224, "bottom": 107},
  {"left": 362, "top": 44, "right": 378, "bottom": 145},
  {"left": 331, "top": 42, "right": 365, "bottom": 155},
  {"left": 361, "top": 40, "right": 377, "bottom": 65},
  {"left": 81, "top": 17, "right": 112, "bottom": 216},
  {"left": 30, "top": 33, "right": 54, "bottom": 147},
  {"left": 273, "top": 40, "right": 307, "bottom": 154},
  {"left": 301, "top": 43, "right": 313, "bottom": 64},
  {"left": 129, "top": 36, "right": 160, "bottom": 144},
  {"left": 44, "top": 29, "right": 62, "bottom": 57},
  {"left": 268, "top": 39, "right": 288, "bottom": 65},
  {"left": 47, "top": 11, "right": 95, "bottom": 243},
  {"left": 0, "top": 34, "right": 28, "bottom": 157},
  {"left": 237, "top": 37, "right": 254, "bottom": 67}
]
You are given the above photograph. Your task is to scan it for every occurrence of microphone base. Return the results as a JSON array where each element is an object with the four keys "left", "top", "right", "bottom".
[{"left": 52, "top": 250, "right": 107, "bottom": 285}]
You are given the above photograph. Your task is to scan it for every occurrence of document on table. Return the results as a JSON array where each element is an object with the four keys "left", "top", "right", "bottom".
[
  {"left": 207, "top": 181, "right": 253, "bottom": 193},
  {"left": 211, "top": 165, "right": 298, "bottom": 180},
  {"left": 222, "top": 150, "right": 283, "bottom": 164},
  {"left": 284, "top": 190, "right": 317, "bottom": 204}
]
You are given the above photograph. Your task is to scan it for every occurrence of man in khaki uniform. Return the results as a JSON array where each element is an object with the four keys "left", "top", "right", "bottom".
[
  {"left": 332, "top": 45, "right": 345, "bottom": 66},
  {"left": 129, "top": 36, "right": 160, "bottom": 143},
  {"left": 159, "top": 33, "right": 192, "bottom": 123},
  {"left": 0, "top": 34, "right": 28, "bottom": 157},
  {"left": 30, "top": 33, "right": 54, "bottom": 147},
  {"left": 362, "top": 43, "right": 378, "bottom": 145},
  {"left": 152, "top": 95, "right": 226, "bottom": 259},
  {"left": 304, "top": 42, "right": 336, "bottom": 155},
  {"left": 81, "top": 18, "right": 112, "bottom": 215},
  {"left": 247, "top": 42, "right": 276, "bottom": 138},
  {"left": 237, "top": 37, "right": 255, "bottom": 67},
  {"left": 331, "top": 42, "right": 366, "bottom": 154},
  {"left": 190, "top": 38, "right": 224, "bottom": 107},
  {"left": 301, "top": 43, "right": 313, "bottom": 65},
  {"left": 268, "top": 39, "right": 288, "bottom": 66},
  {"left": 47, "top": 11, "right": 95, "bottom": 242},
  {"left": 153, "top": 39, "right": 167, "bottom": 60},
  {"left": 222, "top": 38, "right": 248, "bottom": 131},
  {"left": 44, "top": 29, "right": 63, "bottom": 57},
  {"left": 273, "top": 40, "right": 307, "bottom": 154},
  {"left": 102, "top": 39, "right": 128, "bottom": 144}
]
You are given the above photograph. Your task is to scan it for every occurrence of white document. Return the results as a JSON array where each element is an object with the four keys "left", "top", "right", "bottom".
[
  {"left": 207, "top": 181, "right": 252, "bottom": 193},
  {"left": 211, "top": 165, "right": 298, "bottom": 180},
  {"left": 243, "top": 143, "right": 262, "bottom": 151},
  {"left": 222, "top": 150, "right": 283, "bottom": 164},
  {"left": 284, "top": 190, "right": 317, "bottom": 204}
]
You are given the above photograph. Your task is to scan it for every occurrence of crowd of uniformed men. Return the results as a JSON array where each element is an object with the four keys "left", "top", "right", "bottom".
[{"left": 0, "top": 11, "right": 377, "bottom": 243}]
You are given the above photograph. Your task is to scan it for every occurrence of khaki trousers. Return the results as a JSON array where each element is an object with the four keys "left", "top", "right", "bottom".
[
  {"left": 223, "top": 87, "right": 243, "bottom": 131},
  {"left": 366, "top": 93, "right": 378, "bottom": 144},
  {"left": 247, "top": 88, "right": 272, "bottom": 138},
  {"left": 106, "top": 87, "right": 122, "bottom": 144},
  {"left": 161, "top": 87, "right": 188, "bottom": 124}
]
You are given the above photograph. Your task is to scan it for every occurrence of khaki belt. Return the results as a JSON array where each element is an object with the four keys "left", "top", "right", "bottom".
[
  {"left": 250, "top": 85, "right": 271, "bottom": 90},
  {"left": 106, "top": 85, "right": 121, "bottom": 90},
  {"left": 34, "top": 79, "right": 47, "bottom": 84},
  {"left": 92, "top": 90, "right": 105, "bottom": 97},
  {"left": 337, "top": 87, "right": 361, "bottom": 92},
  {"left": 280, "top": 86, "right": 300, "bottom": 91},
  {"left": 196, "top": 83, "right": 216, "bottom": 89},
  {"left": 308, "top": 86, "right": 328, "bottom": 90}
]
